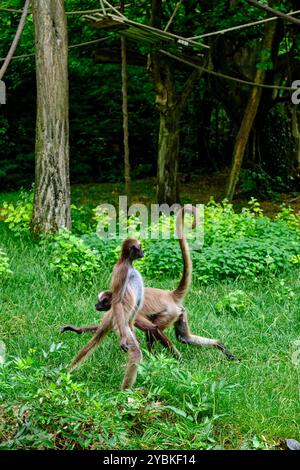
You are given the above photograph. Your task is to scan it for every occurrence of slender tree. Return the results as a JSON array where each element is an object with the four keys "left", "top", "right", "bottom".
[
  {"left": 31, "top": 0, "right": 71, "bottom": 234},
  {"left": 121, "top": 0, "right": 131, "bottom": 204},
  {"left": 149, "top": 0, "right": 201, "bottom": 205},
  {"left": 226, "top": 6, "right": 277, "bottom": 200}
]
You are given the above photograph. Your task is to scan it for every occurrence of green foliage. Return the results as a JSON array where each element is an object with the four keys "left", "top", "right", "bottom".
[
  {"left": 46, "top": 229, "right": 101, "bottom": 283},
  {"left": 86, "top": 198, "right": 300, "bottom": 284},
  {"left": 2, "top": 192, "right": 299, "bottom": 285},
  {"left": 1, "top": 218, "right": 300, "bottom": 450},
  {"left": 239, "top": 168, "right": 293, "bottom": 198},
  {"left": 1, "top": 189, "right": 33, "bottom": 235},
  {"left": 140, "top": 239, "right": 181, "bottom": 278},
  {"left": 71, "top": 204, "right": 93, "bottom": 234},
  {"left": 256, "top": 47, "right": 273, "bottom": 71},
  {"left": 215, "top": 290, "right": 251, "bottom": 316},
  {"left": 139, "top": 353, "right": 233, "bottom": 422},
  {"left": 189, "top": 199, "right": 299, "bottom": 283},
  {"left": 291, "top": 254, "right": 300, "bottom": 265},
  {"left": 1, "top": 0, "right": 299, "bottom": 188},
  {"left": 0, "top": 347, "right": 222, "bottom": 450},
  {"left": 0, "top": 247, "right": 12, "bottom": 279}
]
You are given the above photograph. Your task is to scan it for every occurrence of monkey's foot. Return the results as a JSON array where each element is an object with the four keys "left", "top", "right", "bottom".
[
  {"left": 120, "top": 340, "right": 129, "bottom": 353},
  {"left": 217, "top": 343, "right": 239, "bottom": 361},
  {"left": 226, "top": 352, "right": 239, "bottom": 361},
  {"left": 61, "top": 325, "right": 82, "bottom": 335}
]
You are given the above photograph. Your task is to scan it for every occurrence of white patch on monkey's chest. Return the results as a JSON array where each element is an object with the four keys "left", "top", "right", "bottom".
[{"left": 127, "top": 267, "right": 144, "bottom": 312}]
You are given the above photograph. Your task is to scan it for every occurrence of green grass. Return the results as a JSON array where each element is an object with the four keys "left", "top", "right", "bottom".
[{"left": 0, "top": 218, "right": 300, "bottom": 449}]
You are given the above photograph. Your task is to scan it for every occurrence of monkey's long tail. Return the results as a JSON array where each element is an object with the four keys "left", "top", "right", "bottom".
[
  {"left": 69, "top": 312, "right": 112, "bottom": 372},
  {"left": 171, "top": 205, "right": 198, "bottom": 303}
]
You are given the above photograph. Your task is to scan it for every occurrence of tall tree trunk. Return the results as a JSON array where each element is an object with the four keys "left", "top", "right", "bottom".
[
  {"left": 31, "top": 0, "right": 71, "bottom": 234},
  {"left": 157, "top": 103, "right": 180, "bottom": 204},
  {"left": 120, "top": 0, "right": 131, "bottom": 204},
  {"left": 150, "top": 48, "right": 181, "bottom": 205},
  {"left": 121, "top": 35, "right": 131, "bottom": 205},
  {"left": 292, "top": 107, "right": 300, "bottom": 177},
  {"left": 226, "top": 15, "right": 277, "bottom": 200},
  {"left": 150, "top": 0, "right": 201, "bottom": 204}
]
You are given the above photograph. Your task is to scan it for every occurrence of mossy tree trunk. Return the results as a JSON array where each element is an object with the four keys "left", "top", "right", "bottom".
[{"left": 31, "top": 0, "right": 71, "bottom": 234}]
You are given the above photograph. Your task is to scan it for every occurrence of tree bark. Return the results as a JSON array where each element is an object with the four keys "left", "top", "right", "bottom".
[
  {"left": 226, "top": 17, "right": 277, "bottom": 201},
  {"left": 31, "top": 0, "right": 71, "bottom": 234},
  {"left": 292, "top": 107, "right": 300, "bottom": 177},
  {"left": 157, "top": 103, "right": 180, "bottom": 205}
]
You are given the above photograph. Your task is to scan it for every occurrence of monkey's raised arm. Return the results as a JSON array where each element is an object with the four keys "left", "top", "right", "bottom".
[
  {"left": 111, "top": 261, "right": 130, "bottom": 305},
  {"left": 109, "top": 262, "right": 131, "bottom": 350}
]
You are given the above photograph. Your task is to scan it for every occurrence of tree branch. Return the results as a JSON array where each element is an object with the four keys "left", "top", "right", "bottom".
[
  {"left": 0, "top": 0, "right": 31, "bottom": 80},
  {"left": 245, "top": 0, "right": 300, "bottom": 26}
]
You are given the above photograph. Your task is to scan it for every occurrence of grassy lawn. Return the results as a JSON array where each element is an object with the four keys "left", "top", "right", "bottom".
[{"left": 0, "top": 208, "right": 299, "bottom": 449}]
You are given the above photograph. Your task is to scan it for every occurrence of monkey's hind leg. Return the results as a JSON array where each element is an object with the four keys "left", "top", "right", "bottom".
[
  {"left": 121, "top": 330, "right": 143, "bottom": 390},
  {"left": 135, "top": 316, "right": 181, "bottom": 359},
  {"left": 61, "top": 324, "right": 99, "bottom": 335},
  {"left": 174, "top": 309, "right": 237, "bottom": 361},
  {"left": 69, "top": 312, "right": 112, "bottom": 372}
]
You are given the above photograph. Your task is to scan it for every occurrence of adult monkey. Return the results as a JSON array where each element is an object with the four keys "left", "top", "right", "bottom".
[
  {"left": 62, "top": 206, "right": 235, "bottom": 360},
  {"left": 68, "top": 238, "right": 145, "bottom": 390}
]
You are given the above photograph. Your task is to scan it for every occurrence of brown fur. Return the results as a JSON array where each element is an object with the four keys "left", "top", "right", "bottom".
[
  {"left": 62, "top": 207, "right": 236, "bottom": 362},
  {"left": 69, "top": 239, "right": 145, "bottom": 390}
]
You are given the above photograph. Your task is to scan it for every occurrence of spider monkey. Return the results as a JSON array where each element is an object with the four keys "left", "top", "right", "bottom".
[
  {"left": 62, "top": 206, "right": 236, "bottom": 361},
  {"left": 68, "top": 239, "right": 145, "bottom": 389}
]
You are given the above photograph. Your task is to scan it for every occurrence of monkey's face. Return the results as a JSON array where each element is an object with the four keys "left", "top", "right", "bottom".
[
  {"left": 95, "top": 291, "right": 112, "bottom": 311},
  {"left": 121, "top": 239, "right": 144, "bottom": 262},
  {"left": 129, "top": 242, "right": 144, "bottom": 260}
]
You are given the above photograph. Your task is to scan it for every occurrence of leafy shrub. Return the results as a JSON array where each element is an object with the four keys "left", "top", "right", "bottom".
[
  {"left": 1, "top": 189, "right": 33, "bottom": 235},
  {"left": 46, "top": 229, "right": 102, "bottom": 282},
  {"left": 192, "top": 205, "right": 300, "bottom": 283},
  {"left": 239, "top": 168, "right": 290, "bottom": 198},
  {"left": 0, "top": 247, "right": 12, "bottom": 279},
  {"left": 2, "top": 190, "right": 299, "bottom": 284},
  {"left": 203, "top": 198, "right": 263, "bottom": 245},
  {"left": 140, "top": 239, "right": 182, "bottom": 278},
  {"left": 71, "top": 204, "right": 93, "bottom": 234},
  {"left": 80, "top": 199, "right": 300, "bottom": 284},
  {"left": 82, "top": 234, "right": 120, "bottom": 268}
]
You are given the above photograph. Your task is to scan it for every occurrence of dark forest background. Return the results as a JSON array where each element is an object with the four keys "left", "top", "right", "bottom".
[{"left": 1, "top": 0, "right": 300, "bottom": 200}]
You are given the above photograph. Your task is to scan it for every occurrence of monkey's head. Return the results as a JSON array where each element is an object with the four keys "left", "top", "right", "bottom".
[
  {"left": 121, "top": 239, "right": 144, "bottom": 262},
  {"left": 95, "top": 291, "right": 112, "bottom": 311}
]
